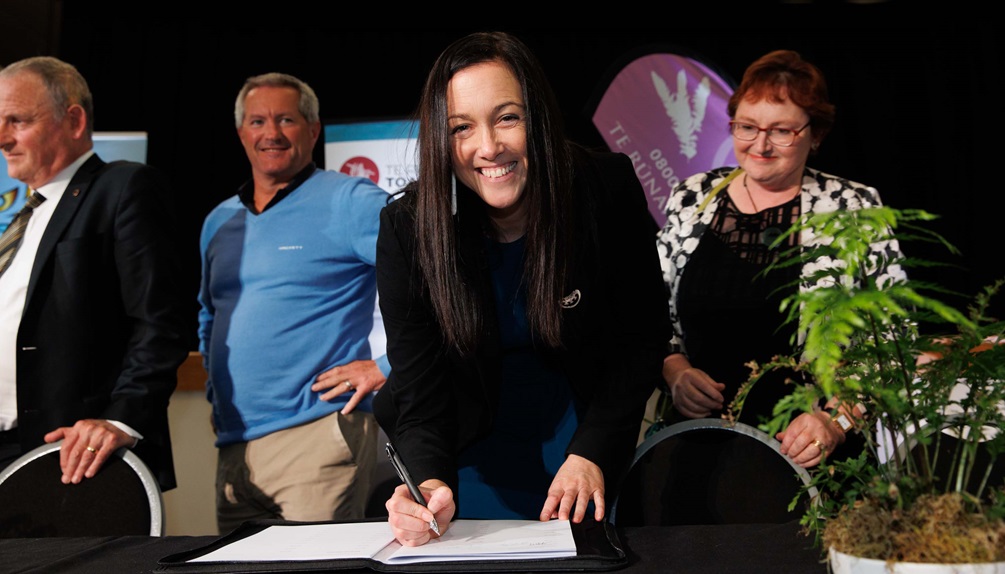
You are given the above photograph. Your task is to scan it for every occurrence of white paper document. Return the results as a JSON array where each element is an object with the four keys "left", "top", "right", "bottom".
[
  {"left": 189, "top": 522, "right": 394, "bottom": 562},
  {"left": 380, "top": 519, "right": 577, "bottom": 564},
  {"left": 188, "top": 519, "right": 577, "bottom": 564}
]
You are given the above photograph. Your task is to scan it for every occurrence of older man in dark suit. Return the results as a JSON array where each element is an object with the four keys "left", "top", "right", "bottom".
[{"left": 0, "top": 56, "right": 189, "bottom": 490}]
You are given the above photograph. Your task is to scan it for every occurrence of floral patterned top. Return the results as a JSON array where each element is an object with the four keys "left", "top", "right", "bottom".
[{"left": 656, "top": 165, "right": 908, "bottom": 359}]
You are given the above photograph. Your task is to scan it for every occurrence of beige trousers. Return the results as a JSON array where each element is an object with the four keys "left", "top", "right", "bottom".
[{"left": 215, "top": 410, "right": 377, "bottom": 534}]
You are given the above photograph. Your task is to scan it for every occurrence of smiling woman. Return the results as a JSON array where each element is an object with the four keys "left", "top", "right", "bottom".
[
  {"left": 653, "top": 49, "right": 906, "bottom": 474},
  {"left": 373, "top": 31, "right": 671, "bottom": 547},
  {"left": 446, "top": 60, "right": 528, "bottom": 241}
]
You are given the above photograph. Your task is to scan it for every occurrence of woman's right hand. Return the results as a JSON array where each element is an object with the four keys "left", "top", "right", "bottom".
[
  {"left": 386, "top": 480, "right": 455, "bottom": 547},
  {"left": 663, "top": 354, "right": 726, "bottom": 418}
]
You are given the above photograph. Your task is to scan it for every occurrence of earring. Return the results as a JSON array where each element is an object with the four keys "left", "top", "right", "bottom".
[{"left": 451, "top": 173, "right": 457, "bottom": 215}]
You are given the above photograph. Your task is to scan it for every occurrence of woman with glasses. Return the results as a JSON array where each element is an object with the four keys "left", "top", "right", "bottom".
[{"left": 653, "top": 50, "right": 906, "bottom": 468}]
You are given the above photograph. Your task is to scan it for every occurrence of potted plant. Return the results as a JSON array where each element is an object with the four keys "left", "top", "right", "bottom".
[{"left": 732, "top": 206, "right": 1005, "bottom": 571}]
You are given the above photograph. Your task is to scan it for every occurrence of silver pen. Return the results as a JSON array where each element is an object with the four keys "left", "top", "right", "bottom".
[{"left": 385, "top": 442, "right": 441, "bottom": 535}]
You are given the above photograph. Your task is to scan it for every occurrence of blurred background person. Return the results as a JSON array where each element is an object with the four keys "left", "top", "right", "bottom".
[
  {"left": 0, "top": 56, "right": 189, "bottom": 489},
  {"left": 375, "top": 31, "right": 669, "bottom": 546},
  {"left": 198, "top": 72, "right": 390, "bottom": 533},
  {"left": 654, "top": 49, "right": 906, "bottom": 468}
]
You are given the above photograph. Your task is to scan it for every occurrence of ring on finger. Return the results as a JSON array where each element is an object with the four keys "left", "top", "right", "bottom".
[
  {"left": 86, "top": 446, "right": 97, "bottom": 453},
  {"left": 812, "top": 438, "right": 826, "bottom": 454},
  {"left": 343, "top": 380, "right": 354, "bottom": 390}
]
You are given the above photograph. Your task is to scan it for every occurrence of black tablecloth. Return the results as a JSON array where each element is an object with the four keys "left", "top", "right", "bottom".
[{"left": 0, "top": 521, "right": 828, "bottom": 574}]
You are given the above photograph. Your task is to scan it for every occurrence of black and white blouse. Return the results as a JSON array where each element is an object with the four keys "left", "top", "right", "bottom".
[{"left": 656, "top": 165, "right": 908, "bottom": 357}]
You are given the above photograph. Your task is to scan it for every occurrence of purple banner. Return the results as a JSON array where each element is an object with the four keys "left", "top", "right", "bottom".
[{"left": 592, "top": 53, "right": 737, "bottom": 225}]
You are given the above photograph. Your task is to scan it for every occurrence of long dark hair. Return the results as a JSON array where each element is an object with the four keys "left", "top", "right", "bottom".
[{"left": 413, "top": 31, "right": 574, "bottom": 353}]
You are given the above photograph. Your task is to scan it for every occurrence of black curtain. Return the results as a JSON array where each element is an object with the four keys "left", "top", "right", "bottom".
[{"left": 3, "top": 4, "right": 1001, "bottom": 335}]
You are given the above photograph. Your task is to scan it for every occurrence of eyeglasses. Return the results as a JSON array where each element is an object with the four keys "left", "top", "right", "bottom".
[{"left": 729, "top": 121, "right": 811, "bottom": 147}]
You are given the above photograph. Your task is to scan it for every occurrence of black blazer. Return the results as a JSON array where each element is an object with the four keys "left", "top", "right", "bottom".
[
  {"left": 14, "top": 154, "right": 190, "bottom": 491},
  {"left": 374, "top": 147, "right": 671, "bottom": 501}
]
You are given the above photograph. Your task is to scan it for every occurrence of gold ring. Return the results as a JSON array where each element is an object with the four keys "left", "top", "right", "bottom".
[
  {"left": 812, "top": 439, "right": 826, "bottom": 453},
  {"left": 344, "top": 381, "right": 353, "bottom": 389},
  {"left": 86, "top": 446, "right": 97, "bottom": 453}
]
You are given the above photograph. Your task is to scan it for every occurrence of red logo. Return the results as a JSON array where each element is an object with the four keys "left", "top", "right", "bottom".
[{"left": 339, "top": 156, "right": 380, "bottom": 185}]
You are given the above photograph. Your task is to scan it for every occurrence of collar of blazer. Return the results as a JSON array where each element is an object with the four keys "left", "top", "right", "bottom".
[{"left": 24, "top": 153, "right": 105, "bottom": 306}]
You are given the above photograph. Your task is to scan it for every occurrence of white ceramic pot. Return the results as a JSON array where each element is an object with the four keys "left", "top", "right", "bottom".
[{"left": 830, "top": 547, "right": 1005, "bottom": 574}]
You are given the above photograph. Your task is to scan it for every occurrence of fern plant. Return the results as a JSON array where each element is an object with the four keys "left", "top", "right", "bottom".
[{"left": 734, "top": 206, "right": 1005, "bottom": 563}]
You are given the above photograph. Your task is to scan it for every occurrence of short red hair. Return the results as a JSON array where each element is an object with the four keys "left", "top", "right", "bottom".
[{"left": 727, "top": 50, "right": 835, "bottom": 143}]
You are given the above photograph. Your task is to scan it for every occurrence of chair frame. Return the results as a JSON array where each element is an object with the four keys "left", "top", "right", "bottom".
[
  {"left": 0, "top": 439, "right": 164, "bottom": 536},
  {"left": 611, "top": 417, "right": 818, "bottom": 525}
]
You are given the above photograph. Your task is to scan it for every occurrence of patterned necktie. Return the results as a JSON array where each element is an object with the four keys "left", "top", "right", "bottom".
[{"left": 0, "top": 190, "right": 47, "bottom": 278}]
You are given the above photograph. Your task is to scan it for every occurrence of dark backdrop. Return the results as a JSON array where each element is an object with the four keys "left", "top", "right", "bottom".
[{"left": 2, "top": 2, "right": 1002, "bottom": 345}]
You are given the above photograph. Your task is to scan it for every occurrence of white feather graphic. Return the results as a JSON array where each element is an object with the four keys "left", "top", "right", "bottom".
[{"left": 652, "top": 69, "right": 711, "bottom": 161}]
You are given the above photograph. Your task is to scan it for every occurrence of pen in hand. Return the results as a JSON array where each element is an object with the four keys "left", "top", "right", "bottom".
[{"left": 385, "top": 442, "right": 441, "bottom": 536}]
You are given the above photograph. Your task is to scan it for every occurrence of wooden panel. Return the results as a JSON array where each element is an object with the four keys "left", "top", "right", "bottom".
[{"left": 176, "top": 351, "right": 206, "bottom": 393}]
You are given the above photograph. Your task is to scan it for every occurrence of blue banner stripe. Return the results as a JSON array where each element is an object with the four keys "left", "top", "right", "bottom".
[{"left": 324, "top": 120, "right": 419, "bottom": 143}]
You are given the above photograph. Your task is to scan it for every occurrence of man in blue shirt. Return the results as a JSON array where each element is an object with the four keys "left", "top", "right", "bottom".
[{"left": 198, "top": 72, "right": 390, "bottom": 533}]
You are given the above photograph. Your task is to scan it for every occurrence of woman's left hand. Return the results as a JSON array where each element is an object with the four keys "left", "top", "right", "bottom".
[
  {"left": 540, "top": 454, "right": 605, "bottom": 523},
  {"left": 776, "top": 411, "right": 844, "bottom": 468}
]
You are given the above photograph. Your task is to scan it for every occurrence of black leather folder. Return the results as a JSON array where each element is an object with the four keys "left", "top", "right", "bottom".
[{"left": 156, "top": 517, "right": 627, "bottom": 573}]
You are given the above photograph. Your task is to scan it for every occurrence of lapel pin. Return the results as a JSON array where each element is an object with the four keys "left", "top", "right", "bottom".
[{"left": 560, "top": 289, "right": 581, "bottom": 309}]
